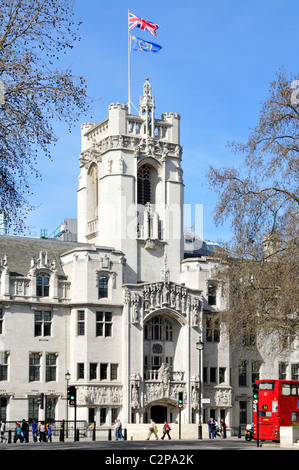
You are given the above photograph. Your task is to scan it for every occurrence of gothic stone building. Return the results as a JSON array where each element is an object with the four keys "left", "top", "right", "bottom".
[{"left": 0, "top": 80, "right": 297, "bottom": 437}]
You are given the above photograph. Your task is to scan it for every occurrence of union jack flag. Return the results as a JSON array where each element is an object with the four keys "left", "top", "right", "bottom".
[{"left": 129, "top": 12, "right": 160, "bottom": 37}]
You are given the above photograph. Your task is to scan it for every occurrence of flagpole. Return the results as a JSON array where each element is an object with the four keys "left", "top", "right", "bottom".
[{"left": 128, "top": 8, "right": 131, "bottom": 114}]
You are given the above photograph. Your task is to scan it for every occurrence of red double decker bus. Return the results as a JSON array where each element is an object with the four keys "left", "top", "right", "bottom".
[{"left": 253, "top": 379, "right": 299, "bottom": 442}]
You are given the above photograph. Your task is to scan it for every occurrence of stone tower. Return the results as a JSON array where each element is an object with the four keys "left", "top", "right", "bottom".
[{"left": 77, "top": 79, "right": 184, "bottom": 284}]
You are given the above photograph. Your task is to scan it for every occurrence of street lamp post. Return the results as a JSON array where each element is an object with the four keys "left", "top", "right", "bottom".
[
  {"left": 65, "top": 371, "right": 71, "bottom": 438},
  {"left": 196, "top": 339, "right": 204, "bottom": 439}
]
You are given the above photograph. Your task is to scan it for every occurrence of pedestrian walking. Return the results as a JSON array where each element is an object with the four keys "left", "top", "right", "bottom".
[
  {"left": 39, "top": 421, "right": 46, "bottom": 442},
  {"left": 0, "top": 420, "right": 7, "bottom": 442},
  {"left": 220, "top": 418, "right": 227, "bottom": 438},
  {"left": 208, "top": 417, "right": 216, "bottom": 439},
  {"left": 47, "top": 424, "right": 52, "bottom": 442},
  {"left": 21, "top": 419, "right": 29, "bottom": 442},
  {"left": 14, "top": 422, "right": 22, "bottom": 443},
  {"left": 32, "top": 420, "right": 38, "bottom": 442},
  {"left": 146, "top": 418, "right": 159, "bottom": 440},
  {"left": 114, "top": 419, "right": 125, "bottom": 440},
  {"left": 161, "top": 421, "right": 171, "bottom": 440},
  {"left": 214, "top": 419, "right": 221, "bottom": 438}
]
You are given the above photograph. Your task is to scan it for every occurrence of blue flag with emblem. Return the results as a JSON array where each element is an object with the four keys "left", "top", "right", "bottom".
[{"left": 131, "top": 35, "right": 162, "bottom": 53}]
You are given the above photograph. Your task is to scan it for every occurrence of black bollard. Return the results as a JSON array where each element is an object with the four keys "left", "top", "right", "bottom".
[{"left": 108, "top": 428, "right": 112, "bottom": 440}]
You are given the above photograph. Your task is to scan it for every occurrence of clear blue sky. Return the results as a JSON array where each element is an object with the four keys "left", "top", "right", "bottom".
[{"left": 24, "top": 0, "right": 299, "bottom": 243}]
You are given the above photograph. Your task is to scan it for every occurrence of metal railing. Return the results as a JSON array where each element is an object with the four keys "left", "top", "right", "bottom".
[{"left": 0, "top": 420, "right": 127, "bottom": 443}]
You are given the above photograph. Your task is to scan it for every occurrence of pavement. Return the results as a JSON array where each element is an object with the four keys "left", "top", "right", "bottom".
[{"left": 0, "top": 435, "right": 296, "bottom": 453}]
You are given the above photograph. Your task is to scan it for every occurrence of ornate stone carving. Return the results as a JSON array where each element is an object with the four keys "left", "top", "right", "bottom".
[
  {"left": 126, "top": 281, "right": 201, "bottom": 324},
  {"left": 79, "top": 134, "right": 183, "bottom": 163},
  {"left": 131, "top": 293, "right": 140, "bottom": 324},
  {"left": 100, "top": 254, "right": 111, "bottom": 270},
  {"left": 214, "top": 388, "right": 232, "bottom": 407},
  {"left": 76, "top": 386, "right": 123, "bottom": 406},
  {"left": 130, "top": 373, "right": 141, "bottom": 409}
]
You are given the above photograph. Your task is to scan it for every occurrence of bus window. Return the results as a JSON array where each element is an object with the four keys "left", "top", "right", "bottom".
[
  {"left": 259, "top": 410, "right": 272, "bottom": 417},
  {"left": 281, "top": 384, "right": 297, "bottom": 396},
  {"left": 291, "top": 412, "right": 298, "bottom": 423},
  {"left": 259, "top": 382, "right": 275, "bottom": 390}
]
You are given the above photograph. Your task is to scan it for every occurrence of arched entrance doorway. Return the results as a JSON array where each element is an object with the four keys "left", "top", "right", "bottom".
[{"left": 150, "top": 405, "right": 167, "bottom": 423}]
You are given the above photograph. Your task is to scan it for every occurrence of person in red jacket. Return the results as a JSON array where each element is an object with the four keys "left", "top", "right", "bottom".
[{"left": 161, "top": 421, "right": 171, "bottom": 440}]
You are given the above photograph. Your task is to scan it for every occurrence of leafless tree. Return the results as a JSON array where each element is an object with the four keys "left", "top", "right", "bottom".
[
  {"left": 0, "top": 0, "right": 91, "bottom": 231},
  {"left": 207, "top": 69, "right": 299, "bottom": 349}
]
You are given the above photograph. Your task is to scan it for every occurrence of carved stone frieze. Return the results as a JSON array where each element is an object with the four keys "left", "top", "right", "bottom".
[
  {"left": 143, "top": 381, "right": 186, "bottom": 405},
  {"left": 76, "top": 385, "right": 123, "bottom": 406},
  {"left": 130, "top": 372, "right": 141, "bottom": 409},
  {"left": 205, "top": 387, "right": 233, "bottom": 408},
  {"left": 9, "top": 278, "right": 30, "bottom": 296},
  {"left": 124, "top": 281, "right": 202, "bottom": 326},
  {"left": 79, "top": 135, "right": 183, "bottom": 168}
]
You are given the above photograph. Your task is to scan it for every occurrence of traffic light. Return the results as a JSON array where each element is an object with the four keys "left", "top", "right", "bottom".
[
  {"left": 178, "top": 391, "right": 183, "bottom": 408},
  {"left": 47, "top": 401, "right": 52, "bottom": 410},
  {"left": 37, "top": 393, "right": 44, "bottom": 409},
  {"left": 252, "top": 383, "right": 259, "bottom": 400},
  {"left": 67, "top": 386, "right": 76, "bottom": 406}
]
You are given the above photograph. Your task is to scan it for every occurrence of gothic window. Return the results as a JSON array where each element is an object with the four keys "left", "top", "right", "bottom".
[
  {"left": 100, "top": 408, "right": 106, "bottom": 425},
  {"left": 210, "top": 367, "right": 217, "bottom": 383},
  {"left": 90, "top": 363, "right": 97, "bottom": 380},
  {"left": 110, "top": 363, "right": 118, "bottom": 380},
  {"left": 29, "top": 353, "right": 41, "bottom": 382},
  {"left": 0, "top": 352, "right": 8, "bottom": 381},
  {"left": 137, "top": 165, "right": 151, "bottom": 205},
  {"left": 77, "top": 363, "right": 84, "bottom": 380},
  {"left": 88, "top": 163, "right": 98, "bottom": 220},
  {"left": 207, "top": 282, "right": 216, "bottom": 305},
  {"left": 34, "top": 311, "right": 52, "bottom": 337},
  {"left": 98, "top": 275, "right": 108, "bottom": 298},
  {"left": 144, "top": 316, "right": 174, "bottom": 341},
  {"left": 206, "top": 315, "right": 220, "bottom": 342},
  {"left": 251, "top": 361, "right": 260, "bottom": 384},
  {"left": 151, "top": 316, "right": 162, "bottom": 340},
  {"left": 96, "top": 311, "right": 112, "bottom": 337},
  {"left": 165, "top": 323, "right": 173, "bottom": 341},
  {"left": 239, "top": 401, "right": 248, "bottom": 425},
  {"left": 152, "top": 355, "right": 161, "bottom": 370},
  {"left": 36, "top": 273, "right": 50, "bottom": 297},
  {"left": 291, "top": 363, "right": 299, "bottom": 381},
  {"left": 77, "top": 310, "right": 85, "bottom": 336},
  {"left": 0, "top": 397, "right": 7, "bottom": 420},
  {"left": 279, "top": 362, "right": 288, "bottom": 380},
  {"left": 46, "top": 353, "right": 57, "bottom": 382},
  {"left": 219, "top": 367, "right": 226, "bottom": 384},
  {"left": 100, "top": 363, "right": 108, "bottom": 380}
]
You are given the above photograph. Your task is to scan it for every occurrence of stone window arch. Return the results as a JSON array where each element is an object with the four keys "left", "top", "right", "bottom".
[
  {"left": 98, "top": 274, "right": 109, "bottom": 299},
  {"left": 36, "top": 272, "right": 50, "bottom": 297},
  {"left": 208, "top": 281, "right": 217, "bottom": 306},
  {"left": 88, "top": 163, "right": 98, "bottom": 221},
  {"left": 137, "top": 163, "right": 158, "bottom": 206},
  {"left": 137, "top": 164, "right": 151, "bottom": 205}
]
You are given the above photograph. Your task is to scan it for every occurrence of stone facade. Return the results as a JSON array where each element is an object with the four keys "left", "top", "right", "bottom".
[{"left": 0, "top": 80, "right": 297, "bottom": 435}]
